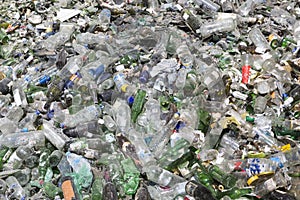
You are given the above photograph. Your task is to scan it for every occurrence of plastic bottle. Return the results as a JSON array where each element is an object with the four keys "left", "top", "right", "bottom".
[
  {"left": 69, "top": 138, "right": 114, "bottom": 159},
  {"left": 143, "top": 95, "right": 162, "bottom": 131},
  {"left": 166, "top": 29, "right": 182, "bottom": 55},
  {"left": 202, "top": 117, "right": 223, "bottom": 150},
  {"left": 126, "top": 128, "right": 157, "bottom": 167},
  {"left": 254, "top": 171, "right": 288, "bottom": 197},
  {"left": 57, "top": 55, "right": 83, "bottom": 81},
  {"left": 13, "top": 56, "right": 33, "bottom": 79},
  {"left": 113, "top": 72, "right": 136, "bottom": 96}
]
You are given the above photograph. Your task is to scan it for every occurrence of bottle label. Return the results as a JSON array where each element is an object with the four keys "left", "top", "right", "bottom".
[
  {"left": 113, "top": 73, "right": 125, "bottom": 91},
  {"left": 242, "top": 65, "right": 251, "bottom": 84}
]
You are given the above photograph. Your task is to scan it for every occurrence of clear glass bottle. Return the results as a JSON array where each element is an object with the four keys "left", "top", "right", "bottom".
[
  {"left": 143, "top": 165, "right": 186, "bottom": 187},
  {"left": 194, "top": 0, "right": 220, "bottom": 12},
  {"left": 199, "top": 18, "right": 236, "bottom": 38},
  {"left": 62, "top": 104, "right": 101, "bottom": 128},
  {"left": 249, "top": 28, "right": 271, "bottom": 52},
  {"left": 5, "top": 176, "right": 26, "bottom": 199},
  {"left": 14, "top": 168, "right": 31, "bottom": 186},
  {"left": 0, "top": 130, "right": 45, "bottom": 149},
  {"left": 43, "top": 119, "right": 69, "bottom": 150}
]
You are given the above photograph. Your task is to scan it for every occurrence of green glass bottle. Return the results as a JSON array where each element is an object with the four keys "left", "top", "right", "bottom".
[
  {"left": 38, "top": 149, "right": 51, "bottom": 180},
  {"left": 159, "top": 95, "right": 170, "bottom": 111},
  {"left": 165, "top": 150, "right": 196, "bottom": 172},
  {"left": 218, "top": 187, "right": 253, "bottom": 199},
  {"left": 0, "top": 146, "right": 9, "bottom": 170},
  {"left": 273, "top": 125, "right": 300, "bottom": 140},
  {"left": 91, "top": 178, "right": 103, "bottom": 200},
  {"left": 24, "top": 84, "right": 47, "bottom": 103},
  {"left": 281, "top": 37, "right": 296, "bottom": 48},
  {"left": 194, "top": 163, "right": 219, "bottom": 198},
  {"left": 270, "top": 39, "right": 280, "bottom": 49},
  {"left": 45, "top": 75, "right": 65, "bottom": 109},
  {"left": 206, "top": 164, "right": 237, "bottom": 189},
  {"left": 48, "top": 150, "right": 63, "bottom": 167},
  {"left": 131, "top": 89, "right": 146, "bottom": 123},
  {"left": 43, "top": 181, "right": 62, "bottom": 199},
  {"left": 158, "top": 139, "right": 190, "bottom": 169},
  {"left": 182, "top": 9, "right": 201, "bottom": 33},
  {"left": 121, "top": 158, "right": 140, "bottom": 195},
  {"left": 0, "top": 29, "right": 9, "bottom": 44},
  {"left": 185, "top": 180, "right": 217, "bottom": 200}
]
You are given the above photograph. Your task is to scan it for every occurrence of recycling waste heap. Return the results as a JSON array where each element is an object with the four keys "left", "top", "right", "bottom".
[{"left": 0, "top": 0, "right": 300, "bottom": 199}]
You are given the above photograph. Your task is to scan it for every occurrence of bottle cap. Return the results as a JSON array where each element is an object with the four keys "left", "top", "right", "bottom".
[{"left": 247, "top": 175, "right": 259, "bottom": 186}]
